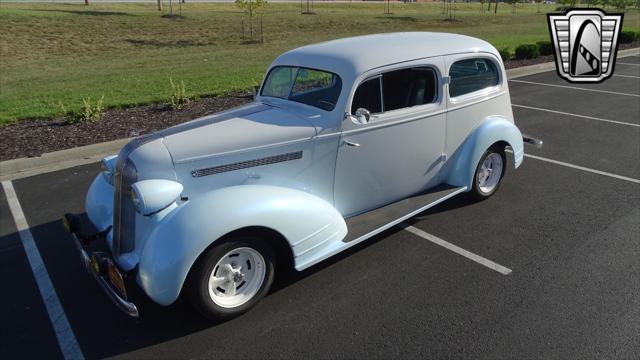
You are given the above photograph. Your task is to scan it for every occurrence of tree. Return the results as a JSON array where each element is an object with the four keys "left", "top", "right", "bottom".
[
  {"left": 479, "top": 0, "right": 486, "bottom": 13},
  {"left": 236, "top": 0, "right": 267, "bottom": 41},
  {"left": 534, "top": 0, "right": 544, "bottom": 12},
  {"left": 505, "top": 0, "right": 519, "bottom": 14},
  {"left": 157, "top": 0, "right": 163, "bottom": 11},
  {"left": 611, "top": 0, "right": 634, "bottom": 9},
  {"left": 582, "top": 0, "right": 599, "bottom": 7},
  {"left": 557, "top": 0, "right": 578, "bottom": 8}
]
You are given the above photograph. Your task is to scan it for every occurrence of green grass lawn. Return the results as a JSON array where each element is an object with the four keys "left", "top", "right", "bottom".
[{"left": 0, "top": 2, "right": 638, "bottom": 124}]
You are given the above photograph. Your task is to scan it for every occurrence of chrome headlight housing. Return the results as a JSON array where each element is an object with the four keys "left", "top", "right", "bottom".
[
  {"left": 131, "top": 179, "right": 183, "bottom": 216},
  {"left": 100, "top": 155, "right": 118, "bottom": 185}
]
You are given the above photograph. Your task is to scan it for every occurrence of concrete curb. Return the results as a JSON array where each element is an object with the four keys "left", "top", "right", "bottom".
[
  {"left": 507, "top": 47, "right": 640, "bottom": 79},
  {"left": 0, "top": 138, "right": 131, "bottom": 181},
  {"left": 1, "top": 47, "right": 638, "bottom": 181}
]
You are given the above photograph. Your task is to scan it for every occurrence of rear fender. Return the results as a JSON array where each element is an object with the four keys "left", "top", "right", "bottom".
[
  {"left": 137, "top": 185, "right": 346, "bottom": 306},
  {"left": 445, "top": 116, "right": 524, "bottom": 189}
]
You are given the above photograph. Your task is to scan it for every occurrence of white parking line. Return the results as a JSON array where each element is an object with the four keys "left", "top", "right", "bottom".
[
  {"left": 1, "top": 181, "right": 84, "bottom": 360},
  {"left": 512, "top": 104, "right": 640, "bottom": 128},
  {"left": 617, "top": 62, "right": 640, "bottom": 66},
  {"left": 509, "top": 79, "right": 640, "bottom": 97},
  {"left": 614, "top": 74, "right": 640, "bottom": 79},
  {"left": 523, "top": 154, "right": 640, "bottom": 184},
  {"left": 402, "top": 224, "right": 512, "bottom": 275}
]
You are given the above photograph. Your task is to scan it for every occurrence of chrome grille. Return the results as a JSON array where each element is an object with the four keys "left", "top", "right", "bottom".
[
  {"left": 191, "top": 151, "right": 303, "bottom": 178},
  {"left": 113, "top": 158, "right": 137, "bottom": 255}
]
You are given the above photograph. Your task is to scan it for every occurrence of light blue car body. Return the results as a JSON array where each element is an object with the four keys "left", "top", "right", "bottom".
[{"left": 85, "top": 32, "right": 524, "bottom": 306}]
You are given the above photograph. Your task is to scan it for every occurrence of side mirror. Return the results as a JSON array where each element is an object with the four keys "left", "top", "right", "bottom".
[{"left": 353, "top": 108, "right": 371, "bottom": 125}]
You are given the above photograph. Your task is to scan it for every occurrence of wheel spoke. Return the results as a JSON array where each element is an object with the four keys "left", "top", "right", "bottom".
[
  {"left": 209, "top": 276, "right": 226, "bottom": 288},
  {"left": 225, "top": 281, "right": 236, "bottom": 296}
]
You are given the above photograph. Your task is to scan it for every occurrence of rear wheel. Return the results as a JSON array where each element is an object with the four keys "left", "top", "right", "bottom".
[
  {"left": 188, "top": 235, "right": 275, "bottom": 320},
  {"left": 470, "top": 146, "right": 506, "bottom": 200}
]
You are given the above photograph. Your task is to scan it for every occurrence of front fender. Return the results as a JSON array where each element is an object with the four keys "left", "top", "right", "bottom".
[
  {"left": 445, "top": 117, "right": 524, "bottom": 189},
  {"left": 85, "top": 174, "right": 113, "bottom": 233},
  {"left": 137, "top": 185, "right": 347, "bottom": 306}
]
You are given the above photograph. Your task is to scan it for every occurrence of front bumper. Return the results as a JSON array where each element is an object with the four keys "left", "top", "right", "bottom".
[{"left": 62, "top": 214, "right": 139, "bottom": 318}]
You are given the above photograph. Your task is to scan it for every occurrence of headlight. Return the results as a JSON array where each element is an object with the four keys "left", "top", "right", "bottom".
[
  {"left": 100, "top": 155, "right": 117, "bottom": 185},
  {"left": 131, "top": 179, "right": 183, "bottom": 216}
]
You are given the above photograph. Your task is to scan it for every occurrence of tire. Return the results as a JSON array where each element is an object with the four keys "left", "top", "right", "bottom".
[
  {"left": 187, "top": 235, "right": 275, "bottom": 320},
  {"left": 470, "top": 146, "right": 507, "bottom": 200}
]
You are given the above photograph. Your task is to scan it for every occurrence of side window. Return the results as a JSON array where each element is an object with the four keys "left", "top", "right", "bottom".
[
  {"left": 382, "top": 68, "right": 437, "bottom": 111},
  {"left": 449, "top": 58, "right": 499, "bottom": 98},
  {"left": 351, "top": 77, "right": 382, "bottom": 114}
]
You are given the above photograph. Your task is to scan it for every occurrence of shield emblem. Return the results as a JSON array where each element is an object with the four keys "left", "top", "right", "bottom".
[{"left": 547, "top": 9, "right": 623, "bottom": 83}]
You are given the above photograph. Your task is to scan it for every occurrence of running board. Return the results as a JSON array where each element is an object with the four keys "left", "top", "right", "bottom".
[
  {"left": 343, "top": 185, "right": 468, "bottom": 243},
  {"left": 294, "top": 184, "right": 467, "bottom": 271}
]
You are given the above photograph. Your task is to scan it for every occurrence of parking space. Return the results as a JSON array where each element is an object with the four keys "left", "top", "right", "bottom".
[
  {"left": 1, "top": 61, "right": 639, "bottom": 359},
  {"left": 612, "top": 62, "right": 640, "bottom": 77},
  {"left": 617, "top": 55, "right": 640, "bottom": 64}
]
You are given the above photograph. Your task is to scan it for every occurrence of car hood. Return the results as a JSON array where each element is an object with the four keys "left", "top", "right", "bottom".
[{"left": 159, "top": 102, "right": 317, "bottom": 163}]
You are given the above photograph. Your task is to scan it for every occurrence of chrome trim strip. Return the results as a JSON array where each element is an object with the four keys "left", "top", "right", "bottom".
[
  {"left": 191, "top": 151, "right": 303, "bottom": 178},
  {"left": 174, "top": 137, "right": 311, "bottom": 164}
]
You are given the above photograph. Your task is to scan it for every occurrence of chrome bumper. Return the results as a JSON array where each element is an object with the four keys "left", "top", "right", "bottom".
[{"left": 62, "top": 214, "right": 139, "bottom": 318}]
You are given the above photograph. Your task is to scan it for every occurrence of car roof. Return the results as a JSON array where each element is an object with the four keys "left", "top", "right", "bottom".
[{"left": 270, "top": 32, "right": 498, "bottom": 82}]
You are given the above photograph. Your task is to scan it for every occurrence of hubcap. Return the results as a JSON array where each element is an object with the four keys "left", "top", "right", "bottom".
[
  {"left": 208, "top": 247, "right": 266, "bottom": 308},
  {"left": 477, "top": 152, "right": 503, "bottom": 194}
]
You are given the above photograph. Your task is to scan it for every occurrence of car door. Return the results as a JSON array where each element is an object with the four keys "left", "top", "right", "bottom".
[{"left": 333, "top": 58, "right": 447, "bottom": 217}]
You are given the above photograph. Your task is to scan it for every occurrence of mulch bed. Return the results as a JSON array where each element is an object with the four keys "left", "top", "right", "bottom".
[
  {"left": 1, "top": 40, "right": 638, "bottom": 162},
  {"left": 0, "top": 95, "right": 252, "bottom": 161}
]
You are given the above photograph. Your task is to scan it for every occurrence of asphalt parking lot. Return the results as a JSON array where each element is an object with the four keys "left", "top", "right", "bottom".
[{"left": 1, "top": 57, "right": 639, "bottom": 359}]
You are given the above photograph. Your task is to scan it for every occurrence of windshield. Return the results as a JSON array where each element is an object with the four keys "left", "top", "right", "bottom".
[{"left": 261, "top": 66, "right": 342, "bottom": 111}]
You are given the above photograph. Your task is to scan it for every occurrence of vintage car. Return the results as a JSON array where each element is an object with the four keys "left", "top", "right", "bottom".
[{"left": 63, "top": 32, "right": 538, "bottom": 320}]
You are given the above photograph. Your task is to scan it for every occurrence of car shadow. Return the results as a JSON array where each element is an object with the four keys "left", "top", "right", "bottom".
[{"left": 16, "top": 192, "right": 479, "bottom": 358}]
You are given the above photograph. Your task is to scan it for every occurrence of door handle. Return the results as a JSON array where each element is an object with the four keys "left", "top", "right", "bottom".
[{"left": 344, "top": 140, "right": 360, "bottom": 147}]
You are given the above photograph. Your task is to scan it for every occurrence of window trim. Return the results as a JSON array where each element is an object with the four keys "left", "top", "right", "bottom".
[
  {"left": 349, "top": 65, "right": 440, "bottom": 117},
  {"left": 447, "top": 56, "right": 502, "bottom": 103},
  {"left": 260, "top": 65, "right": 343, "bottom": 112}
]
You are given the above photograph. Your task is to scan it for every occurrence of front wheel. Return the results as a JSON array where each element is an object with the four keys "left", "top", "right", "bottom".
[
  {"left": 470, "top": 147, "right": 506, "bottom": 200},
  {"left": 187, "top": 235, "right": 275, "bottom": 320}
]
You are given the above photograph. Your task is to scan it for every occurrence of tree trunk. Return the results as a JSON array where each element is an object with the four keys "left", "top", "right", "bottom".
[
  {"left": 494, "top": 0, "right": 498, "bottom": 14},
  {"left": 85, "top": 0, "right": 89, "bottom": 5},
  {"left": 157, "top": 0, "right": 163, "bottom": 11},
  {"left": 250, "top": 11, "right": 253, "bottom": 40}
]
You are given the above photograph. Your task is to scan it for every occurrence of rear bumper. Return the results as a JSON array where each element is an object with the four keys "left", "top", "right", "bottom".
[{"left": 62, "top": 214, "right": 139, "bottom": 318}]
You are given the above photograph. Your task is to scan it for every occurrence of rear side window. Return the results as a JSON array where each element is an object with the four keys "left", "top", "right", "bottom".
[
  {"left": 351, "top": 77, "right": 382, "bottom": 114},
  {"left": 449, "top": 58, "right": 499, "bottom": 98}
]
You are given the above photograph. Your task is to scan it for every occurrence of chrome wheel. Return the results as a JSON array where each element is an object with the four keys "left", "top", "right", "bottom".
[
  {"left": 477, "top": 152, "right": 504, "bottom": 194},
  {"left": 208, "top": 247, "right": 266, "bottom": 309}
]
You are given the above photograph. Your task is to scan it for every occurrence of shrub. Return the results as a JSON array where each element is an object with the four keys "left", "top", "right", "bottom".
[
  {"left": 168, "top": 77, "right": 189, "bottom": 110},
  {"left": 498, "top": 47, "right": 512, "bottom": 62},
  {"left": 536, "top": 40, "right": 553, "bottom": 56},
  {"left": 515, "top": 44, "right": 539, "bottom": 60},
  {"left": 619, "top": 31, "right": 636, "bottom": 44},
  {"left": 66, "top": 95, "right": 104, "bottom": 123}
]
